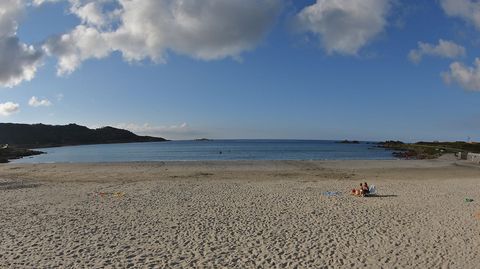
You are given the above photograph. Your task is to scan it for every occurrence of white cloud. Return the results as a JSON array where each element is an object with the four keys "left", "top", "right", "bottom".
[
  {"left": 114, "top": 122, "right": 202, "bottom": 139},
  {"left": 28, "top": 96, "right": 52, "bottom": 107},
  {"left": 116, "top": 122, "right": 188, "bottom": 134},
  {"left": 44, "top": 0, "right": 282, "bottom": 75},
  {"left": 294, "top": 0, "right": 391, "bottom": 55},
  {"left": 408, "top": 39, "right": 466, "bottom": 63},
  {"left": 440, "top": 0, "right": 480, "bottom": 29},
  {"left": 32, "top": 0, "right": 60, "bottom": 6},
  {"left": 57, "top": 0, "right": 121, "bottom": 28},
  {"left": 69, "top": 1, "right": 112, "bottom": 27},
  {"left": 43, "top": 25, "right": 111, "bottom": 75},
  {"left": 442, "top": 58, "right": 480, "bottom": 91},
  {"left": 0, "top": 102, "right": 20, "bottom": 116},
  {"left": 0, "top": 37, "right": 43, "bottom": 87},
  {"left": 0, "top": 0, "right": 43, "bottom": 87}
]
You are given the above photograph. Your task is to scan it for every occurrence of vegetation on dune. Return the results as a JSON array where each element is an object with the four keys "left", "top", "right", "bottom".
[{"left": 379, "top": 140, "right": 480, "bottom": 159}]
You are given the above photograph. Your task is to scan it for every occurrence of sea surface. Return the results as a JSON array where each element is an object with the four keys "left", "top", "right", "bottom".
[{"left": 13, "top": 140, "right": 395, "bottom": 163}]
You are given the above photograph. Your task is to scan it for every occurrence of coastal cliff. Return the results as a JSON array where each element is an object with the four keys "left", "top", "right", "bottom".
[
  {"left": 0, "top": 123, "right": 166, "bottom": 148},
  {"left": 0, "top": 123, "right": 167, "bottom": 162}
]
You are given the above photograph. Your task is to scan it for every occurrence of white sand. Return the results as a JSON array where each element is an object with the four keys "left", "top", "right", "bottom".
[{"left": 1, "top": 157, "right": 479, "bottom": 268}]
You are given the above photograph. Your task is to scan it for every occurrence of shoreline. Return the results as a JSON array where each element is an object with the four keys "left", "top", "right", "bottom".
[{"left": 8, "top": 139, "right": 399, "bottom": 164}]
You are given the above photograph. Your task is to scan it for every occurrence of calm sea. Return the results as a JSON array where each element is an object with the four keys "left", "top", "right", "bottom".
[{"left": 13, "top": 140, "right": 395, "bottom": 163}]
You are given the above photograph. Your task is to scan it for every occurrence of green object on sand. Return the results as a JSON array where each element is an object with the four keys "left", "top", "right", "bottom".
[{"left": 465, "top": 198, "right": 474, "bottom": 202}]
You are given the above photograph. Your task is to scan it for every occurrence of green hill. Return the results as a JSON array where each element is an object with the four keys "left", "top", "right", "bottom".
[{"left": 0, "top": 123, "right": 167, "bottom": 148}]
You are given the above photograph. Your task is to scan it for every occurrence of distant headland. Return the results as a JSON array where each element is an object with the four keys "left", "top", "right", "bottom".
[
  {"left": 337, "top": 140, "right": 360, "bottom": 144},
  {"left": 194, "top": 138, "right": 212, "bottom": 141},
  {"left": 377, "top": 140, "right": 480, "bottom": 159},
  {"left": 0, "top": 123, "right": 167, "bottom": 163}
]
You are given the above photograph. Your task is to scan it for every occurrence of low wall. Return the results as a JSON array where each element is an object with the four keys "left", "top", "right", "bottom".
[
  {"left": 457, "top": 152, "right": 468, "bottom": 160},
  {"left": 467, "top": 153, "right": 480, "bottom": 164}
]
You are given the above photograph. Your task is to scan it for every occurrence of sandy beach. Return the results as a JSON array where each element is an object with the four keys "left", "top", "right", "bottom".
[{"left": 1, "top": 156, "right": 479, "bottom": 268}]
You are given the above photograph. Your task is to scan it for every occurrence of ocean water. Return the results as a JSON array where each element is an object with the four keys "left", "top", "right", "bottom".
[{"left": 13, "top": 140, "right": 395, "bottom": 163}]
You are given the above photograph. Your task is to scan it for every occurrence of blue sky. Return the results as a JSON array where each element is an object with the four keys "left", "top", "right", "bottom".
[{"left": 1, "top": 0, "right": 480, "bottom": 141}]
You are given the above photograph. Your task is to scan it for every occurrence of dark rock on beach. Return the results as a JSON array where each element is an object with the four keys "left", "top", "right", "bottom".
[{"left": 0, "top": 147, "right": 44, "bottom": 163}]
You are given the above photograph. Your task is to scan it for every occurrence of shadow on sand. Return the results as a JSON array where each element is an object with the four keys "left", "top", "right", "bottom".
[{"left": 367, "top": 194, "right": 398, "bottom": 198}]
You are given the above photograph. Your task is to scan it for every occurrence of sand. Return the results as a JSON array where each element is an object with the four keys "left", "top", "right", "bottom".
[{"left": 1, "top": 155, "right": 479, "bottom": 268}]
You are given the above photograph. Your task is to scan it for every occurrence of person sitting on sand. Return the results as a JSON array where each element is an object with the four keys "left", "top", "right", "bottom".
[
  {"left": 351, "top": 183, "right": 364, "bottom": 196},
  {"left": 358, "top": 183, "right": 365, "bottom": 196},
  {"left": 351, "top": 182, "right": 372, "bottom": 197},
  {"left": 362, "top": 182, "right": 370, "bottom": 195}
]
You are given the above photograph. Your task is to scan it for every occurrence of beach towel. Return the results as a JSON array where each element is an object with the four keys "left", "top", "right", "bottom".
[{"left": 323, "top": 191, "right": 341, "bottom": 197}]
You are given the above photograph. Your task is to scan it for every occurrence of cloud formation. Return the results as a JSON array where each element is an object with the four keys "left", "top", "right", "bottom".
[
  {"left": 409, "top": 39, "right": 466, "bottom": 63},
  {"left": 28, "top": 96, "right": 52, "bottom": 107},
  {"left": 440, "top": 0, "right": 480, "bottom": 29},
  {"left": 114, "top": 122, "right": 202, "bottom": 139},
  {"left": 44, "top": 0, "right": 282, "bottom": 75},
  {"left": 68, "top": 0, "right": 115, "bottom": 27},
  {"left": 294, "top": 0, "right": 391, "bottom": 55},
  {"left": 116, "top": 122, "right": 187, "bottom": 135},
  {"left": 443, "top": 58, "right": 480, "bottom": 91},
  {"left": 0, "top": 0, "right": 44, "bottom": 87},
  {"left": 0, "top": 102, "right": 20, "bottom": 116},
  {"left": 4, "top": 0, "right": 476, "bottom": 93},
  {"left": 43, "top": 25, "right": 111, "bottom": 75}
]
